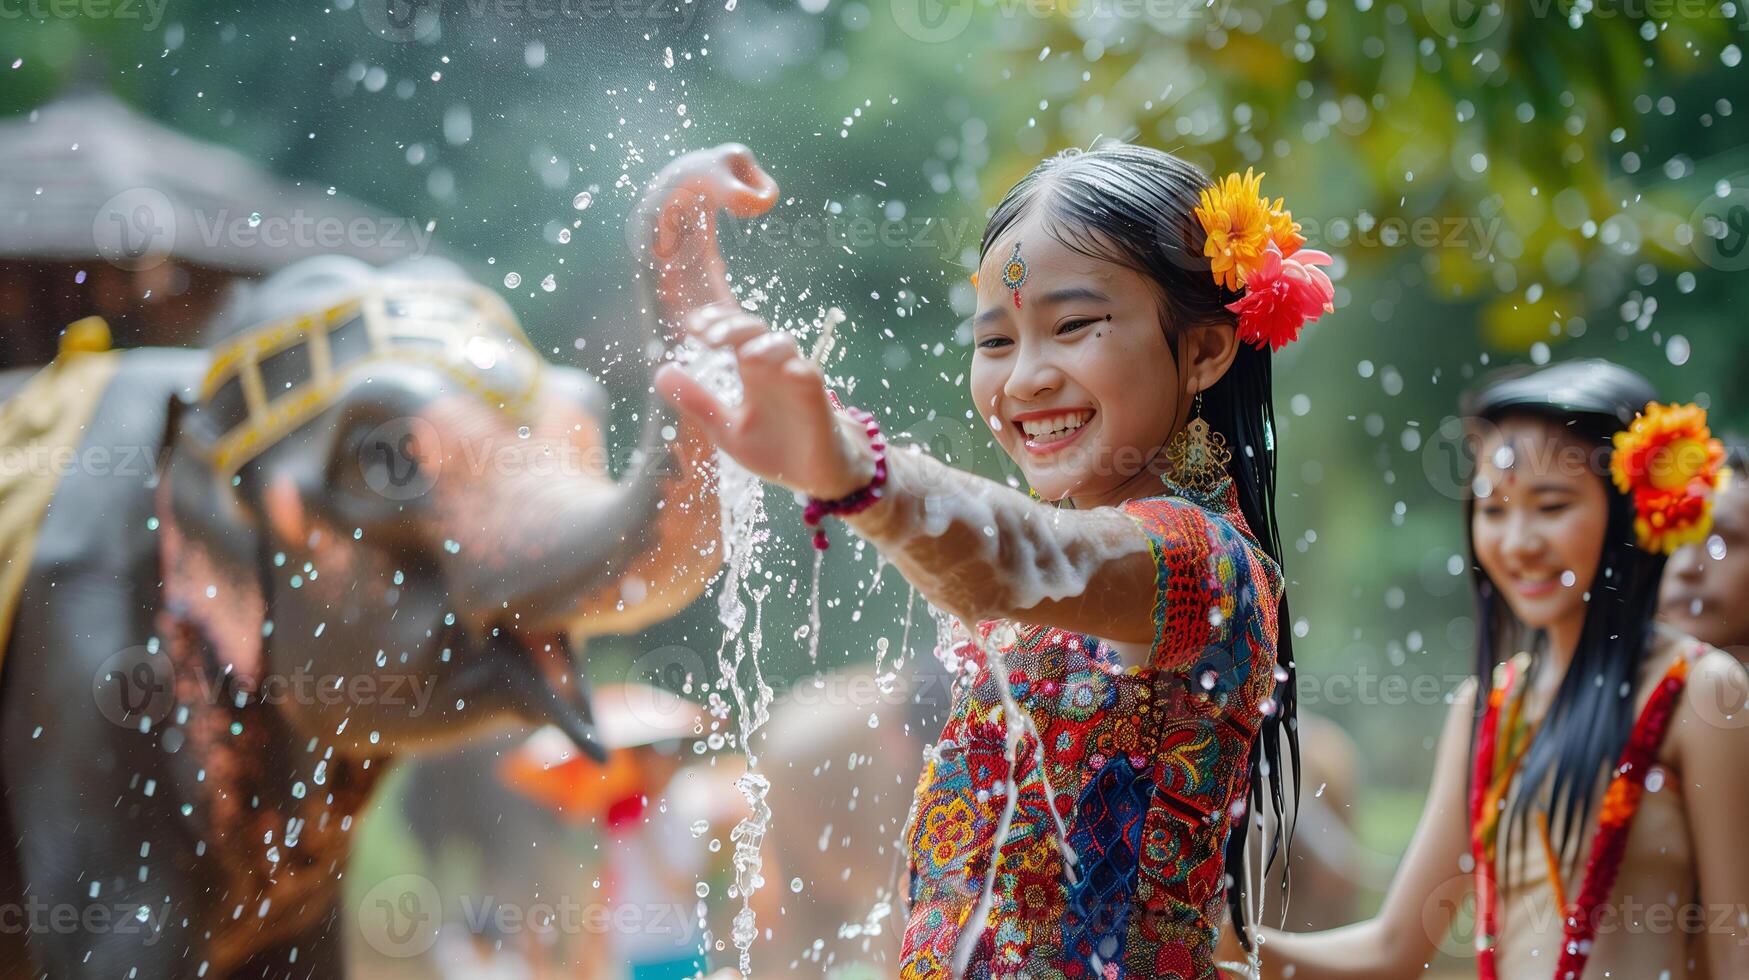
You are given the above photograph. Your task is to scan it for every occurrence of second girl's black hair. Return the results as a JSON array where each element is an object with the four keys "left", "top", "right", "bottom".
[
  {"left": 978, "top": 140, "right": 1298, "bottom": 946},
  {"left": 1460, "top": 359, "right": 1665, "bottom": 882},
  {"left": 1725, "top": 440, "right": 1748, "bottom": 472}
]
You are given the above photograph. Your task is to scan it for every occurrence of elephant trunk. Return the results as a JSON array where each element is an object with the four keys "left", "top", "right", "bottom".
[
  {"left": 466, "top": 149, "right": 776, "bottom": 761},
  {"left": 482, "top": 157, "right": 766, "bottom": 633}
]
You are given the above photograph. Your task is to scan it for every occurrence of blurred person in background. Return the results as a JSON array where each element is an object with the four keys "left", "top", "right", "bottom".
[
  {"left": 1660, "top": 442, "right": 1749, "bottom": 661},
  {"left": 749, "top": 653, "right": 954, "bottom": 979},
  {"left": 500, "top": 681, "right": 737, "bottom": 980},
  {"left": 1229, "top": 360, "right": 1749, "bottom": 979}
]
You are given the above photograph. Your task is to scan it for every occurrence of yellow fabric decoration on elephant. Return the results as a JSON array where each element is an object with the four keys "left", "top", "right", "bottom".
[
  {"left": 196, "top": 279, "right": 543, "bottom": 478},
  {"left": 0, "top": 328, "right": 122, "bottom": 678}
]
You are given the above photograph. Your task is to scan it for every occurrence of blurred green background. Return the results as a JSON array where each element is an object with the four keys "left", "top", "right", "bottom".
[{"left": 4, "top": 0, "right": 1745, "bottom": 967}]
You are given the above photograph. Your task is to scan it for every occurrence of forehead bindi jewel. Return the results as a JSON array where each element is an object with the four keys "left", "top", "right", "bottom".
[{"left": 1000, "top": 241, "right": 1028, "bottom": 308}]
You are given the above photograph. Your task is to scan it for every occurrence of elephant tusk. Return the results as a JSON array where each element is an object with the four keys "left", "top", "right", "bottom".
[{"left": 492, "top": 632, "right": 609, "bottom": 764}]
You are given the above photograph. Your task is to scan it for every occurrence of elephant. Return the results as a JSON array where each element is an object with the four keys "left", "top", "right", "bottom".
[{"left": 0, "top": 144, "right": 779, "bottom": 978}]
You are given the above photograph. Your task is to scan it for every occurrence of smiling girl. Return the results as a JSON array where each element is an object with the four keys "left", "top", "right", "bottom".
[
  {"left": 655, "top": 142, "right": 1334, "bottom": 977},
  {"left": 1234, "top": 360, "right": 1749, "bottom": 979}
]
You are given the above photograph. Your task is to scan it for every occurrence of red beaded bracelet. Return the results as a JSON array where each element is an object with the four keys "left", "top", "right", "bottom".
[{"left": 801, "top": 403, "right": 887, "bottom": 551}]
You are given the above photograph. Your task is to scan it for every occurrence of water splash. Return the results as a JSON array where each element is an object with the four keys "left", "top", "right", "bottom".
[
  {"left": 699, "top": 341, "right": 776, "bottom": 974},
  {"left": 941, "top": 615, "right": 1079, "bottom": 978},
  {"left": 801, "top": 306, "right": 848, "bottom": 667},
  {"left": 729, "top": 769, "right": 771, "bottom": 971},
  {"left": 805, "top": 548, "right": 824, "bottom": 664}
]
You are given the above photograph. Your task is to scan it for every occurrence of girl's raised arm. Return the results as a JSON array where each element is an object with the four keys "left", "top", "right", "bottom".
[
  {"left": 842, "top": 428, "right": 1251, "bottom": 660},
  {"left": 657, "top": 309, "right": 1256, "bottom": 670},
  {"left": 1230, "top": 677, "right": 1478, "bottom": 979}
]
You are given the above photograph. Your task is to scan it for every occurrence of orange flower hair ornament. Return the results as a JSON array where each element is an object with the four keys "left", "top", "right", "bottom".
[
  {"left": 1194, "top": 168, "right": 1334, "bottom": 351},
  {"left": 1609, "top": 401, "right": 1730, "bottom": 554}
]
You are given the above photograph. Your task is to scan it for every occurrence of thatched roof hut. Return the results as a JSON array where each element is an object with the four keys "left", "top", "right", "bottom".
[{"left": 0, "top": 93, "right": 435, "bottom": 367}]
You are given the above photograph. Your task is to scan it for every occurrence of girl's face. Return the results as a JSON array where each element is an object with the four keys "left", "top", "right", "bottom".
[
  {"left": 1659, "top": 477, "right": 1749, "bottom": 651},
  {"left": 969, "top": 213, "right": 1186, "bottom": 506},
  {"left": 1471, "top": 415, "right": 1610, "bottom": 645}
]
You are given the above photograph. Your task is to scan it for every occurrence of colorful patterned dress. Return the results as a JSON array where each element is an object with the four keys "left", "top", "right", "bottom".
[{"left": 897, "top": 477, "right": 1283, "bottom": 979}]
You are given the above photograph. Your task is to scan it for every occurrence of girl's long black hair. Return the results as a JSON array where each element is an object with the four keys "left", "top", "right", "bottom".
[
  {"left": 978, "top": 141, "right": 1298, "bottom": 943},
  {"left": 1460, "top": 359, "right": 1665, "bottom": 881}
]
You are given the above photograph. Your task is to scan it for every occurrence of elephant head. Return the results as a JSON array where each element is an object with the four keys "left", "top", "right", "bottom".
[{"left": 152, "top": 145, "right": 779, "bottom": 764}]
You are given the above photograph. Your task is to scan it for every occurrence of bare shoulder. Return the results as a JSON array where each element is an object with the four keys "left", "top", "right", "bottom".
[
  {"left": 1666, "top": 633, "right": 1749, "bottom": 761},
  {"left": 1440, "top": 674, "right": 1479, "bottom": 741},
  {"left": 1675, "top": 646, "right": 1749, "bottom": 733},
  {"left": 1690, "top": 645, "right": 1749, "bottom": 688},
  {"left": 1449, "top": 673, "right": 1479, "bottom": 711}
]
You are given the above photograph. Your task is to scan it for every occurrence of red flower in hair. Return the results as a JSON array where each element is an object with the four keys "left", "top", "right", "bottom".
[
  {"left": 1609, "top": 402, "right": 1729, "bottom": 554},
  {"left": 1223, "top": 241, "right": 1335, "bottom": 351}
]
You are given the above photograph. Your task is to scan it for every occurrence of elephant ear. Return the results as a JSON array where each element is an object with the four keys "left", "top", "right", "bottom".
[{"left": 154, "top": 391, "right": 268, "bottom": 690}]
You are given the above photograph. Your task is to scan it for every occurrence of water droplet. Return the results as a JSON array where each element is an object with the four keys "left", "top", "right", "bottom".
[
  {"left": 690, "top": 819, "right": 710, "bottom": 837},
  {"left": 572, "top": 191, "right": 593, "bottom": 210},
  {"left": 557, "top": 228, "right": 572, "bottom": 244},
  {"left": 1666, "top": 335, "right": 1691, "bottom": 367},
  {"left": 247, "top": 212, "right": 262, "bottom": 228},
  {"left": 540, "top": 274, "right": 556, "bottom": 292},
  {"left": 1708, "top": 535, "right": 1728, "bottom": 561},
  {"left": 695, "top": 882, "right": 710, "bottom": 897},
  {"left": 517, "top": 425, "right": 531, "bottom": 439},
  {"left": 503, "top": 272, "right": 522, "bottom": 289},
  {"left": 790, "top": 878, "right": 804, "bottom": 893}
]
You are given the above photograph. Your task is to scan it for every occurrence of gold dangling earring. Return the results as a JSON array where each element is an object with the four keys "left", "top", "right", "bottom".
[
  {"left": 1163, "top": 392, "right": 1231, "bottom": 494},
  {"left": 1028, "top": 486, "right": 1066, "bottom": 509}
]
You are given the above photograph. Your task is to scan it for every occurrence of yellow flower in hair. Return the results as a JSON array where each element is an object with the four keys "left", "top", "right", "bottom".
[
  {"left": 1267, "top": 205, "right": 1305, "bottom": 257},
  {"left": 1194, "top": 169, "right": 1304, "bottom": 291},
  {"left": 1609, "top": 402, "right": 1727, "bottom": 554}
]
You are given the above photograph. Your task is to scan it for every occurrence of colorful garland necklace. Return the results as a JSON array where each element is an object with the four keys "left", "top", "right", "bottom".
[{"left": 1469, "top": 643, "right": 1702, "bottom": 980}]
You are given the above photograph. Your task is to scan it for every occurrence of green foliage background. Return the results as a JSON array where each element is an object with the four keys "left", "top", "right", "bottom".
[{"left": 5, "top": 0, "right": 1745, "bottom": 933}]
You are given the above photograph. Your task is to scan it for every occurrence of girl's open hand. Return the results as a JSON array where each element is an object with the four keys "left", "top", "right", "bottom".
[{"left": 656, "top": 305, "right": 876, "bottom": 502}]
